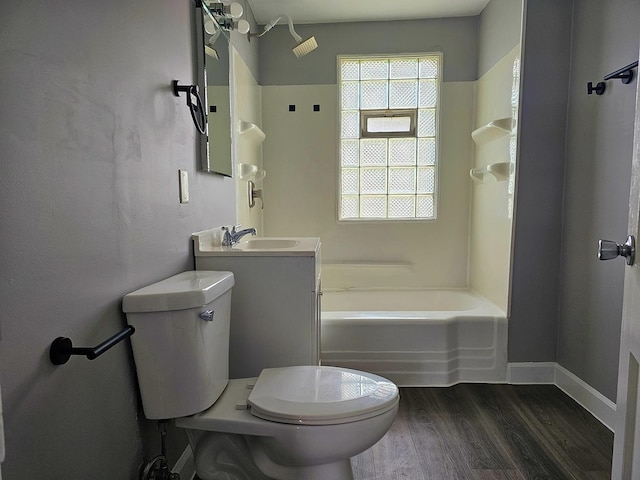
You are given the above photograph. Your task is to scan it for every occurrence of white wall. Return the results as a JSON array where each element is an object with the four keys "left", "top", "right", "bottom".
[
  {"left": 469, "top": 45, "right": 521, "bottom": 312},
  {"left": 262, "top": 82, "right": 474, "bottom": 288},
  {"left": 258, "top": 17, "right": 478, "bottom": 287},
  {"left": 258, "top": 10, "right": 526, "bottom": 291},
  {"left": 232, "top": 47, "right": 265, "bottom": 232}
]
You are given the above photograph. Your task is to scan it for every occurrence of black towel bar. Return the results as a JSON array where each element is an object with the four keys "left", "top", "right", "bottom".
[
  {"left": 588, "top": 61, "right": 638, "bottom": 95},
  {"left": 49, "top": 325, "right": 135, "bottom": 366},
  {"left": 604, "top": 61, "right": 638, "bottom": 84}
]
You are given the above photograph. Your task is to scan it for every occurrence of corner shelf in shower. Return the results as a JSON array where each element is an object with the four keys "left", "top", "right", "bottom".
[
  {"left": 470, "top": 162, "right": 512, "bottom": 183},
  {"left": 238, "top": 120, "right": 266, "bottom": 145},
  {"left": 237, "top": 163, "right": 266, "bottom": 181},
  {"left": 471, "top": 117, "right": 514, "bottom": 145}
]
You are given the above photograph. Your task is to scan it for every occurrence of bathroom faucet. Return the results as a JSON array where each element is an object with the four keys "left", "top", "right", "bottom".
[{"left": 221, "top": 225, "right": 257, "bottom": 246}]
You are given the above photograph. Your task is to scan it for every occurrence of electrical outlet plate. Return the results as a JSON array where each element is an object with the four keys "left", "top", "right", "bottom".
[{"left": 179, "top": 170, "right": 189, "bottom": 203}]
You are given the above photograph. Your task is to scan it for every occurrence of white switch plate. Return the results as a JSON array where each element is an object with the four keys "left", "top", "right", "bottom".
[{"left": 179, "top": 170, "right": 189, "bottom": 203}]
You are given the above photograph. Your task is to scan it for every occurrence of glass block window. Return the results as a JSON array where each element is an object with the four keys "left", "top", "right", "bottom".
[{"left": 338, "top": 54, "right": 441, "bottom": 221}]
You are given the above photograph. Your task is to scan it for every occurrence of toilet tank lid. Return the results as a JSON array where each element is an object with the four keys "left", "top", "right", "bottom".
[{"left": 122, "top": 271, "right": 234, "bottom": 313}]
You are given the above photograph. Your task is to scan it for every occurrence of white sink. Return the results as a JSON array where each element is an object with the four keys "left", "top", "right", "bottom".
[
  {"left": 235, "top": 238, "right": 302, "bottom": 250},
  {"left": 192, "top": 229, "right": 320, "bottom": 257}
]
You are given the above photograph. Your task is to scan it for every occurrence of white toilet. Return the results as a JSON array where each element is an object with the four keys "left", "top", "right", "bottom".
[{"left": 123, "top": 270, "right": 399, "bottom": 480}]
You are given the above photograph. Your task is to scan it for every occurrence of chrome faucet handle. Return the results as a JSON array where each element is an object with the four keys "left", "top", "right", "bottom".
[
  {"left": 230, "top": 224, "right": 241, "bottom": 234},
  {"left": 221, "top": 226, "right": 234, "bottom": 246}
]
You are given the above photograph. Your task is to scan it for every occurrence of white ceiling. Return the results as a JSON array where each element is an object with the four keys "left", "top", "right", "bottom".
[{"left": 246, "top": 0, "right": 491, "bottom": 25}]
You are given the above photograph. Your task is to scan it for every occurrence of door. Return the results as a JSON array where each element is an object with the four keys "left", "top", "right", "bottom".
[{"left": 611, "top": 65, "right": 640, "bottom": 479}]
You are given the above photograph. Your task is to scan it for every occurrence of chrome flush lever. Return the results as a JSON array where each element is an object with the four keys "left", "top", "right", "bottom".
[{"left": 598, "top": 235, "right": 635, "bottom": 265}]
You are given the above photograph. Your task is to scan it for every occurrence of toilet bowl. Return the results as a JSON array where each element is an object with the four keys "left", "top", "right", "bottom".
[
  {"left": 123, "top": 271, "right": 399, "bottom": 480},
  {"left": 179, "top": 367, "right": 398, "bottom": 480}
]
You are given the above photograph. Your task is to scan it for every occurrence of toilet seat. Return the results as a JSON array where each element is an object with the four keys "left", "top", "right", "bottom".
[{"left": 248, "top": 366, "right": 398, "bottom": 425}]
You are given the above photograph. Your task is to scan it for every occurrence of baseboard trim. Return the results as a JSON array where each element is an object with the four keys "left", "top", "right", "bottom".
[
  {"left": 507, "top": 362, "right": 616, "bottom": 432},
  {"left": 172, "top": 446, "right": 195, "bottom": 480},
  {"left": 554, "top": 364, "right": 616, "bottom": 432},
  {"left": 507, "top": 362, "right": 556, "bottom": 384}
]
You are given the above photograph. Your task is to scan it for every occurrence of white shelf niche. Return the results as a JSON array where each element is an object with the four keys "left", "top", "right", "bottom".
[
  {"left": 471, "top": 117, "right": 514, "bottom": 144},
  {"left": 469, "top": 162, "right": 512, "bottom": 183},
  {"left": 238, "top": 120, "right": 266, "bottom": 145},
  {"left": 237, "top": 163, "right": 266, "bottom": 181}
]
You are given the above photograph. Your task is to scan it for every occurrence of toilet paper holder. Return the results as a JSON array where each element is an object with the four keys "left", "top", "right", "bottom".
[{"left": 49, "top": 325, "right": 135, "bottom": 366}]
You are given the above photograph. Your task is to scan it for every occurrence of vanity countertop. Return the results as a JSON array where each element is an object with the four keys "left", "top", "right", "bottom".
[{"left": 192, "top": 228, "right": 320, "bottom": 257}]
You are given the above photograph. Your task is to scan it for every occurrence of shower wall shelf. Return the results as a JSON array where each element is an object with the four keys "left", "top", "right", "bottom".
[
  {"left": 470, "top": 162, "right": 511, "bottom": 183},
  {"left": 471, "top": 117, "right": 514, "bottom": 145},
  {"left": 238, "top": 120, "right": 265, "bottom": 145},
  {"left": 237, "top": 162, "right": 266, "bottom": 180}
]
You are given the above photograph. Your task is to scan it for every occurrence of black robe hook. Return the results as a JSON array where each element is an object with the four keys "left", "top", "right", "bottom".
[
  {"left": 587, "top": 81, "right": 606, "bottom": 95},
  {"left": 172, "top": 80, "right": 206, "bottom": 135}
]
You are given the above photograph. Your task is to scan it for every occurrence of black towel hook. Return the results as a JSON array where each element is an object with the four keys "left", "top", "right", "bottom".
[
  {"left": 587, "top": 81, "right": 606, "bottom": 96},
  {"left": 172, "top": 80, "right": 206, "bottom": 135},
  {"left": 49, "top": 325, "right": 135, "bottom": 366}
]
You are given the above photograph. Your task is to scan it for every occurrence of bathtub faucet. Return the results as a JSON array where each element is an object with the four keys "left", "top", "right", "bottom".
[{"left": 222, "top": 225, "right": 257, "bottom": 246}]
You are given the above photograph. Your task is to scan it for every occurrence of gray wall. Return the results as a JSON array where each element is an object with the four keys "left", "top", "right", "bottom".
[
  {"left": 0, "top": 0, "right": 237, "bottom": 477},
  {"left": 478, "top": 0, "right": 523, "bottom": 76},
  {"left": 259, "top": 17, "right": 479, "bottom": 85},
  {"left": 557, "top": 0, "right": 639, "bottom": 402},
  {"left": 509, "top": 0, "right": 573, "bottom": 362},
  {"left": 511, "top": 0, "right": 639, "bottom": 402}
]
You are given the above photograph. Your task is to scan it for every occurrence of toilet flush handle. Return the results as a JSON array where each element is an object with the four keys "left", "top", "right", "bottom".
[{"left": 199, "top": 310, "right": 215, "bottom": 322}]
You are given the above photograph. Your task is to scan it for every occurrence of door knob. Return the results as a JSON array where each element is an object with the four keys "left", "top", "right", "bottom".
[{"left": 598, "top": 235, "right": 635, "bottom": 265}]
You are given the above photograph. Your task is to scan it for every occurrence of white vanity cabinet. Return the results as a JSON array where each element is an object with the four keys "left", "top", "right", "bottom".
[{"left": 193, "top": 233, "right": 321, "bottom": 379}]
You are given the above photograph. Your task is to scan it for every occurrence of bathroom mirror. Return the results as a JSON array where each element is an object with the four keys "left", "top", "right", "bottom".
[{"left": 195, "top": 2, "right": 233, "bottom": 177}]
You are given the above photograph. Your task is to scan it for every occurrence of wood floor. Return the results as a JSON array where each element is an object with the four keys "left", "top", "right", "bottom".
[{"left": 351, "top": 384, "right": 613, "bottom": 480}]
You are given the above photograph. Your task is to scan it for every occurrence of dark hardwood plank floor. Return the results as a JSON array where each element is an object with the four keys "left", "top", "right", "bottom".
[{"left": 352, "top": 385, "right": 613, "bottom": 480}]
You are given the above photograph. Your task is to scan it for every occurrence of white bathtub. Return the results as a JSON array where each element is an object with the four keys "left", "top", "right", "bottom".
[{"left": 321, "top": 288, "right": 508, "bottom": 387}]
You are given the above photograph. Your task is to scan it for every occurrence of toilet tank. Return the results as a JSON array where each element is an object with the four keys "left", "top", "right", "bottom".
[{"left": 123, "top": 271, "right": 234, "bottom": 420}]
